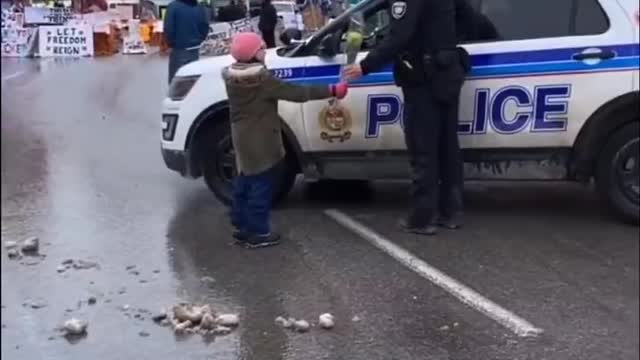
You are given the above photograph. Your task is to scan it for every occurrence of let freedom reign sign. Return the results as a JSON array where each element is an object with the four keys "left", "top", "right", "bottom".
[{"left": 38, "top": 25, "right": 94, "bottom": 57}]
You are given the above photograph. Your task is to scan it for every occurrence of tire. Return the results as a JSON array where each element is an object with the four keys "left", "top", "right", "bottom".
[
  {"left": 595, "top": 122, "right": 639, "bottom": 224},
  {"left": 201, "top": 120, "right": 297, "bottom": 206}
]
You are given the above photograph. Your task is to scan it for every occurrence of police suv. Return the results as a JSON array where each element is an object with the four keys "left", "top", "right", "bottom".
[{"left": 162, "top": 0, "right": 639, "bottom": 222}]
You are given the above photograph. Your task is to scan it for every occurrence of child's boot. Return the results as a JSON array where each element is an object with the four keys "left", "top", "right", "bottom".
[{"left": 242, "top": 232, "right": 281, "bottom": 249}]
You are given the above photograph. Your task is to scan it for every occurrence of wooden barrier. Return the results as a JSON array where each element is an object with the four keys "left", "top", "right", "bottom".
[
  {"left": 93, "top": 24, "right": 119, "bottom": 56},
  {"left": 140, "top": 22, "right": 151, "bottom": 43}
]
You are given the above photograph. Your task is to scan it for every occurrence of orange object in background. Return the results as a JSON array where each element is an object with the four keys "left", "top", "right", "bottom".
[{"left": 140, "top": 23, "right": 151, "bottom": 43}]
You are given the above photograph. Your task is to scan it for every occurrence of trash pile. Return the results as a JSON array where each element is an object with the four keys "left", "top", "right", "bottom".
[
  {"left": 152, "top": 304, "right": 240, "bottom": 336},
  {"left": 57, "top": 259, "right": 101, "bottom": 273},
  {"left": 62, "top": 318, "right": 88, "bottom": 337},
  {"left": 274, "top": 313, "right": 335, "bottom": 333},
  {"left": 5, "top": 237, "right": 40, "bottom": 259}
]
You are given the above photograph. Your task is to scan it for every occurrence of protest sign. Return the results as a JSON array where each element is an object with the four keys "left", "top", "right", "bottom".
[
  {"left": 25, "top": 7, "right": 78, "bottom": 25},
  {"left": 38, "top": 25, "right": 94, "bottom": 57},
  {"left": 1, "top": 26, "right": 36, "bottom": 57},
  {"left": 2, "top": 8, "right": 21, "bottom": 28},
  {"left": 122, "top": 19, "right": 146, "bottom": 54},
  {"left": 200, "top": 17, "right": 259, "bottom": 57}
]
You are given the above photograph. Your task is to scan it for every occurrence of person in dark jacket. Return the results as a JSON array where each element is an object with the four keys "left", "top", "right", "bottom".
[
  {"left": 219, "top": 0, "right": 246, "bottom": 21},
  {"left": 258, "top": 0, "right": 278, "bottom": 48},
  {"left": 223, "top": 32, "right": 348, "bottom": 248},
  {"left": 164, "top": 0, "right": 210, "bottom": 83}
]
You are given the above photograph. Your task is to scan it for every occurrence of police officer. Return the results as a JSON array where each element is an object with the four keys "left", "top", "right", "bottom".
[{"left": 343, "top": 0, "right": 468, "bottom": 235}]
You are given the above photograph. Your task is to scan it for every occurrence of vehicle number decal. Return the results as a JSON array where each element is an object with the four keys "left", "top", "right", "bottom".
[{"left": 273, "top": 68, "right": 294, "bottom": 79}]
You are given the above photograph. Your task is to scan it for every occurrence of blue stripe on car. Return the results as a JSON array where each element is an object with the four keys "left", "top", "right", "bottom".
[{"left": 273, "top": 43, "right": 640, "bottom": 85}]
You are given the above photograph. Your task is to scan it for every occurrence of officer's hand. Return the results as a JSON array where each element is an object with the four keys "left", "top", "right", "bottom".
[{"left": 342, "top": 64, "right": 363, "bottom": 81}]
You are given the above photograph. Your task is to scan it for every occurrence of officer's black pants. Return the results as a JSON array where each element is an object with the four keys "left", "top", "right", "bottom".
[{"left": 402, "top": 85, "right": 463, "bottom": 227}]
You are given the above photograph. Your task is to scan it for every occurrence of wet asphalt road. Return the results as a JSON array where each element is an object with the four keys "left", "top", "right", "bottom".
[{"left": 1, "top": 55, "right": 638, "bottom": 360}]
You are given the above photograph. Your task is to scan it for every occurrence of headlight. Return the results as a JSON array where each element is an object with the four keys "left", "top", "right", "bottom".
[{"left": 168, "top": 75, "right": 200, "bottom": 101}]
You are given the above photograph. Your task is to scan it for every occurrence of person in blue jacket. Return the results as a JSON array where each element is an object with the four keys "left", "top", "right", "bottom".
[{"left": 164, "top": 0, "right": 210, "bottom": 83}]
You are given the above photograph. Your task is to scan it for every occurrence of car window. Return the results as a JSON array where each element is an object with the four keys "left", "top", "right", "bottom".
[
  {"left": 473, "top": 0, "right": 609, "bottom": 42},
  {"left": 574, "top": 0, "right": 609, "bottom": 35},
  {"left": 292, "top": 0, "right": 385, "bottom": 56}
]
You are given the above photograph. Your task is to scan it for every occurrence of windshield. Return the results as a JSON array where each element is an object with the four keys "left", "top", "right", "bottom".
[
  {"left": 278, "top": 0, "right": 387, "bottom": 57},
  {"left": 285, "top": 0, "right": 385, "bottom": 56}
]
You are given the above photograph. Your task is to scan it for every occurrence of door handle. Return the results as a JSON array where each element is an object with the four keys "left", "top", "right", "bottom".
[{"left": 572, "top": 50, "right": 616, "bottom": 61}]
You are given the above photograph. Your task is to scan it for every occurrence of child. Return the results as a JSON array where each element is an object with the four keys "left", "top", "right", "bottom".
[{"left": 223, "top": 32, "right": 348, "bottom": 249}]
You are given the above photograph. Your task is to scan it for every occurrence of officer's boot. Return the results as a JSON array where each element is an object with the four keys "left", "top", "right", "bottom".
[
  {"left": 398, "top": 208, "right": 438, "bottom": 236},
  {"left": 438, "top": 186, "right": 464, "bottom": 230}
]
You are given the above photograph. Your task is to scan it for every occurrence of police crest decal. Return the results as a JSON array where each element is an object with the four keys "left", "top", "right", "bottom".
[
  {"left": 391, "top": 1, "right": 407, "bottom": 19},
  {"left": 318, "top": 99, "right": 352, "bottom": 143}
]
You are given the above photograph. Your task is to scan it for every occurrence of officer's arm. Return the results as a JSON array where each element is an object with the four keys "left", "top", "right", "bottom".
[{"left": 360, "top": 0, "right": 424, "bottom": 75}]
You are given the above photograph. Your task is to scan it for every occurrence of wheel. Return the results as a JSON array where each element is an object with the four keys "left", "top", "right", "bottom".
[
  {"left": 595, "top": 122, "right": 639, "bottom": 224},
  {"left": 201, "top": 120, "right": 297, "bottom": 206}
]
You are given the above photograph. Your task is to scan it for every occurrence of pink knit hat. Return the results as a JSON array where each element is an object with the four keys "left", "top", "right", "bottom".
[{"left": 230, "top": 32, "right": 264, "bottom": 62}]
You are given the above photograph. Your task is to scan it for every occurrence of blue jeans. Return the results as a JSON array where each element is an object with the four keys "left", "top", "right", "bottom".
[
  {"left": 230, "top": 165, "right": 277, "bottom": 236},
  {"left": 168, "top": 48, "right": 199, "bottom": 84}
]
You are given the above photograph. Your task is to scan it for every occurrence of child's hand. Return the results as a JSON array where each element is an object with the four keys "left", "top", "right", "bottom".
[{"left": 330, "top": 82, "right": 349, "bottom": 100}]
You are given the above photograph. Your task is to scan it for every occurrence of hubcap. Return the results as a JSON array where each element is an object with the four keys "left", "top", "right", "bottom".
[
  {"left": 216, "top": 136, "right": 236, "bottom": 185},
  {"left": 614, "top": 138, "right": 640, "bottom": 204}
]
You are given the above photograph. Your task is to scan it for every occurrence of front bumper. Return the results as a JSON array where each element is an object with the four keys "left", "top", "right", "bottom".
[{"left": 161, "top": 148, "right": 188, "bottom": 176}]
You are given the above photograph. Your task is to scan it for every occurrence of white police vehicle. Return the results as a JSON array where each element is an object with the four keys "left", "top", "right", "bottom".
[{"left": 162, "top": 0, "right": 639, "bottom": 222}]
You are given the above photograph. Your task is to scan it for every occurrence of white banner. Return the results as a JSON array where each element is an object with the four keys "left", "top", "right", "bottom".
[
  {"left": 1, "top": 26, "right": 36, "bottom": 57},
  {"left": 24, "top": 7, "right": 78, "bottom": 25},
  {"left": 80, "top": 11, "right": 118, "bottom": 26},
  {"left": 38, "top": 25, "right": 94, "bottom": 57}
]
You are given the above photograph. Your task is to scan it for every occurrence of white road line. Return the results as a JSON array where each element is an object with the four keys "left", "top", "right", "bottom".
[
  {"left": 324, "top": 209, "right": 544, "bottom": 338},
  {"left": 1, "top": 71, "right": 25, "bottom": 81}
]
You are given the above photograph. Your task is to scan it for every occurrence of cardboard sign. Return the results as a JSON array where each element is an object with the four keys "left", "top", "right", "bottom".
[
  {"left": 25, "top": 7, "right": 78, "bottom": 25},
  {"left": 1, "top": 27, "right": 36, "bottom": 57},
  {"left": 38, "top": 25, "right": 94, "bottom": 57},
  {"left": 122, "top": 37, "right": 147, "bottom": 54}
]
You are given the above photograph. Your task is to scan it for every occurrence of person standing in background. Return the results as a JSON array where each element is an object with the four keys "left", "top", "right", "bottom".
[
  {"left": 164, "top": 0, "right": 210, "bottom": 83},
  {"left": 258, "top": 0, "right": 277, "bottom": 48},
  {"left": 219, "top": 0, "right": 246, "bottom": 21},
  {"left": 164, "top": 0, "right": 209, "bottom": 83}
]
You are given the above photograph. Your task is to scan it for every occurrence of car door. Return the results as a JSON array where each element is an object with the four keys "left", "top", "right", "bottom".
[
  {"left": 457, "top": 0, "right": 636, "bottom": 150},
  {"left": 301, "top": 3, "right": 404, "bottom": 152}
]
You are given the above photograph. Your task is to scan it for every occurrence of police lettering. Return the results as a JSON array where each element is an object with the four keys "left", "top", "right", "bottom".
[{"left": 366, "top": 85, "right": 571, "bottom": 137}]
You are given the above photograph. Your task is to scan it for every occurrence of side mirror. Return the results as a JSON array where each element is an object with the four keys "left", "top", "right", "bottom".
[{"left": 318, "top": 33, "right": 338, "bottom": 58}]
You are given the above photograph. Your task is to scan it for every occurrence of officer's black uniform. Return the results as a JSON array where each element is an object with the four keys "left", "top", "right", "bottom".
[{"left": 359, "top": 0, "right": 468, "bottom": 233}]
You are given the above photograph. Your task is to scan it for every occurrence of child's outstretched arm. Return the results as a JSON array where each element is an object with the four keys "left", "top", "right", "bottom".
[{"left": 263, "top": 75, "right": 348, "bottom": 102}]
